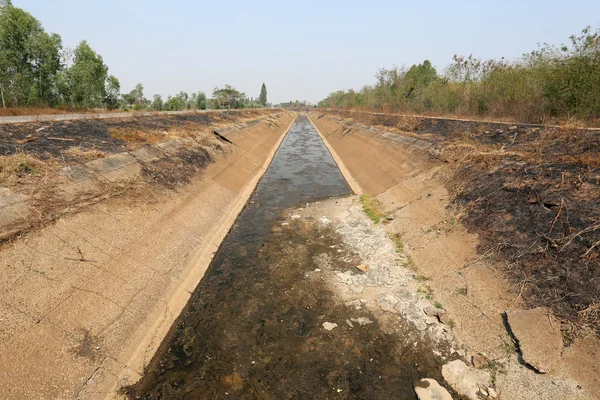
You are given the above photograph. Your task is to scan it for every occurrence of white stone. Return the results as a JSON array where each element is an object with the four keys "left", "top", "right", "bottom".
[
  {"left": 322, "top": 322, "right": 338, "bottom": 331},
  {"left": 377, "top": 293, "right": 399, "bottom": 312},
  {"left": 414, "top": 378, "right": 452, "bottom": 400},
  {"left": 442, "top": 360, "right": 491, "bottom": 400}
]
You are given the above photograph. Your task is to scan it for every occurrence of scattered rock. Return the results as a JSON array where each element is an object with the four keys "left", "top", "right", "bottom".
[
  {"left": 442, "top": 360, "right": 491, "bottom": 400},
  {"left": 345, "top": 319, "right": 354, "bottom": 328},
  {"left": 322, "top": 322, "right": 338, "bottom": 331},
  {"left": 424, "top": 305, "right": 443, "bottom": 317},
  {"left": 488, "top": 387, "right": 498, "bottom": 398},
  {"left": 377, "top": 294, "right": 399, "bottom": 312},
  {"left": 394, "top": 287, "right": 417, "bottom": 303},
  {"left": 349, "top": 284, "right": 364, "bottom": 294},
  {"left": 414, "top": 378, "right": 452, "bottom": 400},
  {"left": 509, "top": 125, "right": 518, "bottom": 130},
  {"left": 314, "top": 268, "right": 321, "bottom": 272},
  {"left": 317, "top": 216, "right": 330, "bottom": 226},
  {"left": 291, "top": 214, "right": 302, "bottom": 219},
  {"left": 355, "top": 264, "right": 369, "bottom": 273},
  {"left": 506, "top": 307, "right": 563, "bottom": 373},
  {"left": 281, "top": 222, "right": 289, "bottom": 226},
  {"left": 437, "top": 313, "right": 451, "bottom": 325},
  {"left": 396, "top": 302, "right": 427, "bottom": 330},
  {"left": 345, "top": 300, "right": 362, "bottom": 310},
  {"left": 363, "top": 268, "right": 390, "bottom": 286},
  {"left": 472, "top": 354, "right": 487, "bottom": 369},
  {"left": 336, "top": 271, "right": 354, "bottom": 285},
  {"left": 336, "top": 271, "right": 364, "bottom": 293}
]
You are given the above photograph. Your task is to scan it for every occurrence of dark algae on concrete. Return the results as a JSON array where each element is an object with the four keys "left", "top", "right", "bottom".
[{"left": 128, "top": 116, "right": 445, "bottom": 399}]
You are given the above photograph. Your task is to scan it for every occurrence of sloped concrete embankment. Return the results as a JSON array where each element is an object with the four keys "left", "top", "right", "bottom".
[
  {"left": 0, "top": 112, "right": 283, "bottom": 241},
  {"left": 0, "top": 112, "right": 295, "bottom": 399},
  {"left": 308, "top": 112, "right": 598, "bottom": 400}
]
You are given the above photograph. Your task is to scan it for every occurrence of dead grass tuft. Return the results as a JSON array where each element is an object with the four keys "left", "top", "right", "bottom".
[
  {"left": 0, "top": 153, "right": 49, "bottom": 185},
  {"left": 109, "top": 127, "right": 166, "bottom": 144},
  {"left": 63, "top": 147, "right": 105, "bottom": 162},
  {"left": 396, "top": 115, "right": 419, "bottom": 131},
  {"left": 579, "top": 303, "right": 600, "bottom": 327}
]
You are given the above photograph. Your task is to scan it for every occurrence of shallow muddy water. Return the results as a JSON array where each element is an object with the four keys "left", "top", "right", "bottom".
[{"left": 130, "top": 115, "right": 444, "bottom": 399}]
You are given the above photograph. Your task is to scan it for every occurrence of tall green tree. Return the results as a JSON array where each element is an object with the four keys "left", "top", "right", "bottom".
[
  {"left": 104, "top": 75, "right": 120, "bottom": 109},
  {"left": 196, "top": 91, "right": 206, "bottom": 109},
  {"left": 258, "top": 82, "right": 267, "bottom": 106},
  {"left": 66, "top": 41, "right": 108, "bottom": 108},
  {"left": 152, "top": 94, "right": 163, "bottom": 110},
  {"left": 0, "top": 2, "right": 62, "bottom": 107},
  {"left": 132, "top": 83, "right": 144, "bottom": 104}
]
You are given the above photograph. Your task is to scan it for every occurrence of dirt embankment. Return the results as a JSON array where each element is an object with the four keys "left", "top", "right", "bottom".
[
  {"left": 0, "top": 111, "right": 295, "bottom": 399},
  {"left": 0, "top": 109, "right": 278, "bottom": 242},
  {"left": 309, "top": 111, "right": 599, "bottom": 399}
]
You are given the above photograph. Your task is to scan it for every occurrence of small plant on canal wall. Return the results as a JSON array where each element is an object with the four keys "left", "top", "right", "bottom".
[
  {"left": 360, "top": 195, "right": 384, "bottom": 224},
  {"left": 391, "top": 233, "right": 404, "bottom": 254}
]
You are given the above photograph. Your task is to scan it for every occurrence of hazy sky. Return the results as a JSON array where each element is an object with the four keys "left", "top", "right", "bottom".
[{"left": 15, "top": 0, "right": 600, "bottom": 104}]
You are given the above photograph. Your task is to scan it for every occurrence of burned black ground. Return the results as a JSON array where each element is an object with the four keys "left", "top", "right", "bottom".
[
  {"left": 0, "top": 110, "right": 268, "bottom": 163},
  {"left": 322, "top": 109, "right": 600, "bottom": 334}
]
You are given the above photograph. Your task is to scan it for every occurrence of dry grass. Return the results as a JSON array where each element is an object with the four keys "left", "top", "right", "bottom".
[
  {"left": 63, "top": 147, "right": 105, "bottom": 162},
  {"left": 261, "top": 116, "right": 281, "bottom": 128},
  {"left": 0, "top": 153, "right": 49, "bottom": 185},
  {"left": 579, "top": 303, "right": 600, "bottom": 327},
  {"left": 109, "top": 127, "right": 166, "bottom": 144},
  {"left": 109, "top": 120, "right": 232, "bottom": 146},
  {"left": 395, "top": 115, "right": 419, "bottom": 131}
]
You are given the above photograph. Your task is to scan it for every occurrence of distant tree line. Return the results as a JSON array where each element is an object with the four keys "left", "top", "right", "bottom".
[
  {"left": 0, "top": 1, "right": 270, "bottom": 112},
  {"left": 319, "top": 27, "right": 600, "bottom": 124},
  {"left": 276, "top": 100, "right": 314, "bottom": 108}
]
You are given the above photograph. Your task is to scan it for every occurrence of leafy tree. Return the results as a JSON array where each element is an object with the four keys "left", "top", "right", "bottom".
[
  {"left": 122, "top": 92, "right": 135, "bottom": 105},
  {"left": 196, "top": 91, "right": 206, "bottom": 109},
  {"left": 212, "top": 85, "right": 245, "bottom": 108},
  {"left": 0, "top": 3, "right": 62, "bottom": 107},
  {"left": 152, "top": 94, "right": 163, "bottom": 111},
  {"left": 104, "top": 75, "right": 120, "bottom": 109},
  {"left": 163, "top": 94, "right": 185, "bottom": 111},
  {"left": 132, "top": 83, "right": 144, "bottom": 104},
  {"left": 67, "top": 41, "right": 108, "bottom": 108},
  {"left": 258, "top": 83, "right": 267, "bottom": 106},
  {"left": 210, "top": 98, "right": 221, "bottom": 109}
]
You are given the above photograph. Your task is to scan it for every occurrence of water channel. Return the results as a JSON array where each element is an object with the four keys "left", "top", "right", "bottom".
[{"left": 131, "top": 115, "right": 442, "bottom": 399}]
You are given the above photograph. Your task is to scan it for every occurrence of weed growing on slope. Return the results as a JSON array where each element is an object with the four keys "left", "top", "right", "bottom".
[
  {"left": 390, "top": 233, "right": 404, "bottom": 254},
  {"left": 360, "top": 195, "right": 384, "bottom": 224}
]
